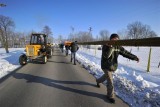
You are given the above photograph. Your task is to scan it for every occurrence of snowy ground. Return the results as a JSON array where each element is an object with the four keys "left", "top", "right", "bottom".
[
  {"left": 0, "top": 47, "right": 160, "bottom": 107},
  {"left": 77, "top": 46, "right": 160, "bottom": 107},
  {"left": 0, "top": 48, "right": 24, "bottom": 79}
]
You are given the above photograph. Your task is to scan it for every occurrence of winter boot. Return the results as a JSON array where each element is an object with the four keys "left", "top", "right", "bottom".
[
  {"left": 96, "top": 79, "right": 100, "bottom": 88},
  {"left": 106, "top": 96, "right": 115, "bottom": 103}
]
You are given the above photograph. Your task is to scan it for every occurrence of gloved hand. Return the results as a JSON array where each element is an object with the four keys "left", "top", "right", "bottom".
[{"left": 135, "top": 57, "right": 139, "bottom": 63}]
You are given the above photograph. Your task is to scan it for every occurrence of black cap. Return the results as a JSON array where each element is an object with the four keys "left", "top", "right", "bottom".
[{"left": 110, "top": 34, "right": 119, "bottom": 40}]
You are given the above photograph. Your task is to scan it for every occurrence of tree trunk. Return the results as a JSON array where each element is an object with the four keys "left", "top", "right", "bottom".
[
  {"left": 5, "top": 43, "right": 9, "bottom": 53},
  {"left": 1, "top": 31, "right": 5, "bottom": 48},
  {"left": 4, "top": 29, "right": 9, "bottom": 53},
  {"left": 5, "top": 35, "right": 9, "bottom": 53}
]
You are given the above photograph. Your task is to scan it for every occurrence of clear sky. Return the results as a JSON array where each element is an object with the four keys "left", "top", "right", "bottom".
[{"left": 0, "top": 0, "right": 160, "bottom": 39}]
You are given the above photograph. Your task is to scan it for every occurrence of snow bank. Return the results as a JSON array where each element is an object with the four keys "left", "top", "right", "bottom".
[
  {"left": 76, "top": 47, "right": 160, "bottom": 107},
  {"left": 0, "top": 48, "right": 24, "bottom": 79}
]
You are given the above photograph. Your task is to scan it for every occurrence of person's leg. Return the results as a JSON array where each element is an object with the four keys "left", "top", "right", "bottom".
[
  {"left": 96, "top": 74, "right": 107, "bottom": 84},
  {"left": 96, "top": 74, "right": 107, "bottom": 87},
  {"left": 65, "top": 49, "right": 67, "bottom": 55},
  {"left": 61, "top": 48, "right": 63, "bottom": 53},
  {"left": 97, "top": 69, "right": 115, "bottom": 102},
  {"left": 74, "top": 52, "right": 76, "bottom": 65},
  {"left": 66, "top": 49, "right": 68, "bottom": 55},
  {"left": 70, "top": 52, "right": 73, "bottom": 62},
  {"left": 104, "top": 69, "right": 115, "bottom": 103},
  {"left": 105, "top": 70, "right": 114, "bottom": 99}
]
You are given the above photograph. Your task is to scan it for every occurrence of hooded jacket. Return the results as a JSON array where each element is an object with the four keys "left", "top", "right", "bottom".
[{"left": 101, "top": 45, "right": 138, "bottom": 71}]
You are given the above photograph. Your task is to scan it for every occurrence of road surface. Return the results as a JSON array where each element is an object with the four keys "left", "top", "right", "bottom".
[{"left": 0, "top": 48, "right": 129, "bottom": 107}]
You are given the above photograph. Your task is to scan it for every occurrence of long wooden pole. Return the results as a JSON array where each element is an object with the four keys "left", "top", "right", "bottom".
[{"left": 78, "top": 37, "right": 160, "bottom": 47}]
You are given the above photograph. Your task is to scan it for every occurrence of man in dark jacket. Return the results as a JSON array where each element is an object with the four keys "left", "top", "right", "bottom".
[
  {"left": 60, "top": 43, "right": 64, "bottom": 53},
  {"left": 70, "top": 41, "right": 79, "bottom": 65},
  {"left": 65, "top": 44, "right": 69, "bottom": 56},
  {"left": 96, "top": 34, "right": 139, "bottom": 103}
]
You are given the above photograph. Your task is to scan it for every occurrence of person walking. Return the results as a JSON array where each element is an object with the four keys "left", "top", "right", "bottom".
[
  {"left": 60, "top": 43, "right": 64, "bottom": 53},
  {"left": 65, "top": 44, "right": 70, "bottom": 56},
  {"left": 96, "top": 34, "right": 139, "bottom": 103},
  {"left": 70, "top": 41, "right": 79, "bottom": 65}
]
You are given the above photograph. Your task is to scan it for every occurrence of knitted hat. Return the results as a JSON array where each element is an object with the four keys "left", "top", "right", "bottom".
[{"left": 110, "top": 34, "right": 119, "bottom": 40}]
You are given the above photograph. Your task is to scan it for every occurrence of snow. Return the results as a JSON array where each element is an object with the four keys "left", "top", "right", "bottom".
[
  {"left": 0, "top": 47, "right": 160, "bottom": 107},
  {"left": 0, "top": 48, "right": 24, "bottom": 78},
  {"left": 76, "top": 46, "right": 160, "bottom": 107}
]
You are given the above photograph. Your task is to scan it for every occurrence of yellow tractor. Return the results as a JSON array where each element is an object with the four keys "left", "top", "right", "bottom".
[{"left": 19, "top": 33, "right": 53, "bottom": 65}]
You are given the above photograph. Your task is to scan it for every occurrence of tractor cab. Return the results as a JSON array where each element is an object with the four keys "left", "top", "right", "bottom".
[{"left": 30, "top": 33, "right": 47, "bottom": 45}]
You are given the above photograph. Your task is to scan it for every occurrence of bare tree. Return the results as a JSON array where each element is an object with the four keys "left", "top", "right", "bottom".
[
  {"left": 12, "top": 32, "right": 26, "bottom": 48},
  {"left": 68, "top": 33, "right": 74, "bottom": 41},
  {"left": 0, "top": 28, "right": 2, "bottom": 47},
  {"left": 75, "top": 31, "right": 94, "bottom": 42},
  {"left": 117, "top": 29, "right": 128, "bottom": 39},
  {"left": 58, "top": 35, "right": 63, "bottom": 43},
  {"left": 99, "top": 30, "right": 110, "bottom": 40},
  {"left": 127, "top": 21, "right": 142, "bottom": 39},
  {"left": 42, "top": 25, "right": 52, "bottom": 36},
  {"left": 70, "top": 26, "right": 75, "bottom": 41},
  {"left": 141, "top": 25, "right": 157, "bottom": 38},
  {"left": 0, "top": 15, "right": 15, "bottom": 53},
  {"left": 148, "top": 31, "right": 157, "bottom": 37},
  {"left": 42, "top": 25, "right": 54, "bottom": 43},
  {"left": 127, "top": 21, "right": 157, "bottom": 39},
  {"left": 24, "top": 31, "right": 32, "bottom": 45},
  {"left": 7, "top": 30, "right": 15, "bottom": 48}
]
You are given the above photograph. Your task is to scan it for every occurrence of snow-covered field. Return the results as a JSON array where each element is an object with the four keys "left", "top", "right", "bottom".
[{"left": 0, "top": 47, "right": 160, "bottom": 107}]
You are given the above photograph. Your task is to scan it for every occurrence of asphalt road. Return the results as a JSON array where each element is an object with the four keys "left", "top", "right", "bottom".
[{"left": 0, "top": 48, "right": 129, "bottom": 107}]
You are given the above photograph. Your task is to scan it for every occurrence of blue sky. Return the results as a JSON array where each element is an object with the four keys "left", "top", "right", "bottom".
[{"left": 0, "top": 0, "right": 160, "bottom": 39}]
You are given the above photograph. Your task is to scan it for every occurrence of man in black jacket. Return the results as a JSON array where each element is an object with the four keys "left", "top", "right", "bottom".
[
  {"left": 65, "top": 44, "right": 70, "bottom": 56},
  {"left": 96, "top": 34, "right": 139, "bottom": 103},
  {"left": 70, "top": 41, "right": 79, "bottom": 65},
  {"left": 60, "top": 43, "right": 64, "bottom": 53}
]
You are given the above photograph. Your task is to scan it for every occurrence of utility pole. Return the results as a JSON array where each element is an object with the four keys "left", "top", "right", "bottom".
[
  {"left": 88, "top": 27, "right": 92, "bottom": 41},
  {"left": 71, "top": 26, "right": 75, "bottom": 41},
  {"left": 88, "top": 27, "right": 92, "bottom": 34}
]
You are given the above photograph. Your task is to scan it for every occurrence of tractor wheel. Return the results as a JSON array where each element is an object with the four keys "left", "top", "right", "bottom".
[
  {"left": 42, "top": 56, "right": 47, "bottom": 64},
  {"left": 19, "top": 54, "right": 27, "bottom": 65}
]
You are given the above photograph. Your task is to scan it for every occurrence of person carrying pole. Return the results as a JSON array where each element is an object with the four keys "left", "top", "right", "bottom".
[{"left": 96, "top": 34, "right": 139, "bottom": 103}]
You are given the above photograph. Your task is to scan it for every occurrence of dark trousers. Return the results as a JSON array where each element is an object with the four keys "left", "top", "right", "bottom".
[
  {"left": 71, "top": 52, "right": 76, "bottom": 64},
  {"left": 66, "top": 49, "right": 68, "bottom": 56},
  {"left": 96, "top": 69, "right": 114, "bottom": 98},
  {"left": 61, "top": 48, "right": 63, "bottom": 53}
]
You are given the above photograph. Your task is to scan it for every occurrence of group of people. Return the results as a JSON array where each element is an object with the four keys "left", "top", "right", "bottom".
[
  {"left": 59, "top": 41, "right": 79, "bottom": 65},
  {"left": 59, "top": 33, "right": 139, "bottom": 104}
]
